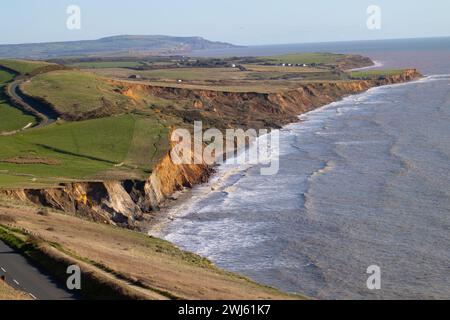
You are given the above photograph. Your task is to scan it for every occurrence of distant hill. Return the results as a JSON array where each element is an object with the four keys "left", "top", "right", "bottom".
[{"left": 0, "top": 35, "right": 239, "bottom": 59}]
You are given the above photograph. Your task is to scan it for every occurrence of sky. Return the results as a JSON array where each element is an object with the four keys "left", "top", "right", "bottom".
[{"left": 1, "top": 0, "right": 449, "bottom": 45}]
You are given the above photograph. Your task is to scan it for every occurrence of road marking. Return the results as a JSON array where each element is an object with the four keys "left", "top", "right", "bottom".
[
  {"left": 29, "top": 293, "right": 37, "bottom": 300},
  {"left": 0, "top": 267, "right": 5, "bottom": 273},
  {"left": 13, "top": 279, "right": 20, "bottom": 285}
]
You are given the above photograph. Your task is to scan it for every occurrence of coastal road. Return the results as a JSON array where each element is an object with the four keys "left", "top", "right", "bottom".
[{"left": 0, "top": 240, "right": 77, "bottom": 300}]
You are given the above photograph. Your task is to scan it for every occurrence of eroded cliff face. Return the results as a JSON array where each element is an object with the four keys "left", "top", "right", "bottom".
[
  {"left": 0, "top": 69, "right": 421, "bottom": 227},
  {"left": 113, "top": 69, "right": 421, "bottom": 130},
  {"left": 0, "top": 153, "right": 212, "bottom": 228}
]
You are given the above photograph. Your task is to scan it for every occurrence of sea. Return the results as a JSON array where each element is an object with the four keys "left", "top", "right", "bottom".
[{"left": 151, "top": 37, "right": 450, "bottom": 299}]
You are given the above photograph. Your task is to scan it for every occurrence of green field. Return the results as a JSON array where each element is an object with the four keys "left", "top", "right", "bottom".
[
  {"left": 0, "top": 103, "right": 35, "bottom": 133},
  {"left": 0, "top": 69, "right": 35, "bottom": 133},
  {"left": 93, "top": 67, "right": 245, "bottom": 81},
  {"left": 0, "top": 69, "right": 14, "bottom": 84},
  {"left": 124, "top": 116, "right": 170, "bottom": 169},
  {"left": 349, "top": 69, "right": 404, "bottom": 79},
  {"left": 89, "top": 65, "right": 333, "bottom": 84},
  {"left": 0, "top": 114, "right": 169, "bottom": 188},
  {"left": 22, "top": 70, "right": 131, "bottom": 116},
  {"left": 72, "top": 61, "right": 145, "bottom": 69},
  {"left": 260, "top": 53, "right": 346, "bottom": 65},
  {"left": 0, "top": 59, "right": 54, "bottom": 75}
]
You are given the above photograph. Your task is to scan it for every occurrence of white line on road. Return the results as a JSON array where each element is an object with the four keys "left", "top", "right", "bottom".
[
  {"left": 13, "top": 279, "right": 20, "bottom": 285},
  {"left": 29, "top": 293, "right": 37, "bottom": 300},
  {"left": 0, "top": 267, "right": 5, "bottom": 273}
]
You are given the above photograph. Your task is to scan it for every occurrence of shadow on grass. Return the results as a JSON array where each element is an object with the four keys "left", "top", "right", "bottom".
[{"left": 35, "top": 143, "right": 118, "bottom": 165}]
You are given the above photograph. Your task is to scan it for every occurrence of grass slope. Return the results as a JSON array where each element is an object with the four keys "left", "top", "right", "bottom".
[
  {"left": 22, "top": 70, "right": 130, "bottom": 116},
  {"left": 0, "top": 59, "right": 54, "bottom": 75},
  {"left": 0, "top": 114, "right": 168, "bottom": 188},
  {"left": 0, "top": 201, "right": 304, "bottom": 300},
  {"left": 124, "top": 116, "right": 170, "bottom": 171}
]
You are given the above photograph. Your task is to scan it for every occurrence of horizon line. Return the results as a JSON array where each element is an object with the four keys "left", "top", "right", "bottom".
[{"left": 1, "top": 34, "right": 449, "bottom": 48}]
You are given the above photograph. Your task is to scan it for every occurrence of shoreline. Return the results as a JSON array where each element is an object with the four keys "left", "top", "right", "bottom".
[
  {"left": 145, "top": 71, "right": 424, "bottom": 237},
  {"left": 143, "top": 72, "right": 434, "bottom": 300}
]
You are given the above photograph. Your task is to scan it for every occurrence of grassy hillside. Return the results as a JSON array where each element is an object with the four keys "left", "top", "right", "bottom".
[
  {"left": 0, "top": 114, "right": 169, "bottom": 188},
  {"left": 22, "top": 70, "right": 131, "bottom": 117},
  {"left": 0, "top": 69, "right": 35, "bottom": 133},
  {"left": 0, "top": 201, "right": 304, "bottom": 300},
  {"left": 0, "top": 102, "right": 35, "bottom": 133},
  {"left": 0, "top": 59, "right": 55, "bottom": 75},
  {"left": 1, "top": 66, "right": 172, "bottom": 188}
]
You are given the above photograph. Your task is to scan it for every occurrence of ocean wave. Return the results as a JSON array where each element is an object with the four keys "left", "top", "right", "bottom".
[
  {"left": 314, "top": 131, "right": 339, "bottom": 136},
  {"left": 425, "top": 74, "right": 450, "bottom": 79},
  {"left": 335, "top": 140, "right": 386, "bottom": 146},
  {"left": 336, "top": 106, "right": 360, "bottom": 114},
  {"left": 309, "top": 160, "right": 336, "bottom": 180},
  {"left": 302, "top": 160, "right": 336, "bottom": 216},
  {"left": 407, "top": 74, "right": 450, "bottom": 85},
  {"left": 163, "top": 218, "right": 271, "bottom": 261},
  {"left": 210, "top": 166, "right": 248, "bottom": 191},
  {"left": 388, "top": 141, "right": 414, "bottom": 178}
]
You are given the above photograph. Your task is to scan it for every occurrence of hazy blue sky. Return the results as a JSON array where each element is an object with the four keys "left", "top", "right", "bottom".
[{"left": 1, "top": 0, "right": 449, "bottom": 45}]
